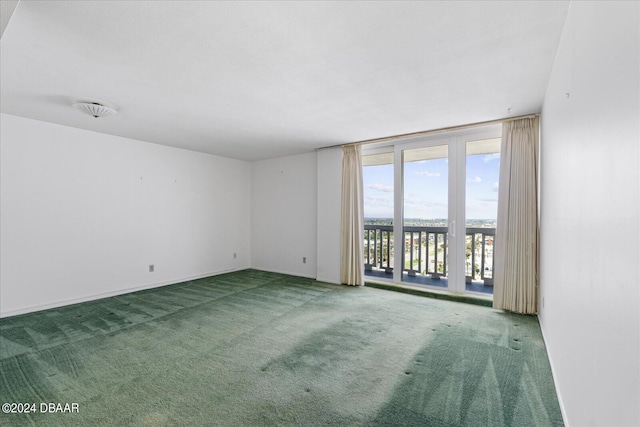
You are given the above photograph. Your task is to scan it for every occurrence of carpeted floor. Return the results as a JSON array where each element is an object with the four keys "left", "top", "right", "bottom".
[{"left": 0, "top": 269, "right": 563, "bottom": 426}]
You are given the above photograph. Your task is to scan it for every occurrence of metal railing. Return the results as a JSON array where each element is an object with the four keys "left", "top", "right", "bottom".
[
  {"left": 364, "top": 224, "right": 495, "bottom": 285},
  {"left": 404, "top": 226, "right": 448, "bottom": 278},
  {"left": 465, "top": 227, "right": 495, "bottom": 285},
  {"left": 364, "top": 225, "right": 393, "bottom": 273}
]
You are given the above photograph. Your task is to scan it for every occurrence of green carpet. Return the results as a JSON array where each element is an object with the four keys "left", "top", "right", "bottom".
[{"left": 0, "top": 269, "right": 563, "bottom": 426}]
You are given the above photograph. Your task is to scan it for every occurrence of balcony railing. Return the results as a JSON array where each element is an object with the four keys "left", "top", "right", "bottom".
[
  {"left": 465, "top": 227, "right": 495, "bottom": 285},
  {"left": 364, "top": 225, "right": 394, "bottom": 273},
  {"left": 403, "top": 226, "right": 449, "bottom": 278},
  {"left": 364, "top": 224, "right": 495, "bottom": 285}
]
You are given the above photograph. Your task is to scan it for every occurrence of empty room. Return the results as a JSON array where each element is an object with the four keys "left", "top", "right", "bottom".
[{"left": 1, "top": 1, "right": 638, "bottom": 426}]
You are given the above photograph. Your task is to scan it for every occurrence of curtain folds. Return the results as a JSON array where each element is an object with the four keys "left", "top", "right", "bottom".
[
  {"left": 340, "top": 145, "right": 364, "bottom": 286},
  {"left": 493, "top": 117, "right": 540, "bottom": 314}
]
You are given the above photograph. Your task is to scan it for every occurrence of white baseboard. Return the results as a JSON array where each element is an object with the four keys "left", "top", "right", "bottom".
[
  {"left": 316, "top": 275, "right": 340, "bottom": 285},
  {"left": 0, "top": 268, "right": 245, "bottom": 319},
  {"left": 538, "top": 315, "right": 570, "bottom": 427},
  {"left": 249, "top": 266, "right": 316, "bottom": 280}
]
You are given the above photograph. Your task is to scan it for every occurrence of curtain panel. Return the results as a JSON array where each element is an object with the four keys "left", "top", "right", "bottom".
[
  {"left": 493, "top": 117, "right": 540, "bottom": 314},
  {"left": 340, "top": 145, "right": 364, "bottom": 286}
]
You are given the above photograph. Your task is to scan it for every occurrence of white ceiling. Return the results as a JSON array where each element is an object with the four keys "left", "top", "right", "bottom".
[{"left": 1, "top": 1, "right": 569, "bottom": 161}]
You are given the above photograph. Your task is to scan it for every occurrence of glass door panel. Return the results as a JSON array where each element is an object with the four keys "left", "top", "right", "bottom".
[
  {"left": 465, "top": 137, "right": 501, "bottom": 295},
  {"left": 401, "top": 145, "right": 449, "bottom": 289},
  {"left": 362, "top": 152, "right": 394, "bottom": 281}
]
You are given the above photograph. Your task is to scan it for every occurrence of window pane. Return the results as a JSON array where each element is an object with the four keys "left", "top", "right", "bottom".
[
  {"left": 363, "top": 153, "right": 394, "bottom": 279},
  {"left": 402, "top": 145, "right": 448, "bottom": 289},
  {"left": 465, "top": 138, "right": 500, "bottom": 295}
]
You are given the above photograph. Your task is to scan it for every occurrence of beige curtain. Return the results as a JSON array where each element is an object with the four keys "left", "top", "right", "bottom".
[
  {"left": 340, "top": 145, "right": 364, "bottom": 286},
  {"left": 493, "top": 117, "right": 539, "bottom": 314}
]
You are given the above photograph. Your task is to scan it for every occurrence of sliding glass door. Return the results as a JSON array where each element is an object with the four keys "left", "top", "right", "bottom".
[
  {"left": 464, "top": 137, "right": 501, "bottom": 295},
  {"left": 363, "top": 125, "right": 501, "bottom": 296},
  {"left": 363, "top": 150, "right": 394, "bottom": 280},
  {"left": 401, "top": 143, "right": 450, "bottom": 289}
]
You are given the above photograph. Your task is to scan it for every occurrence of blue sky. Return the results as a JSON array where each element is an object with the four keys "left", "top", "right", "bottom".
[{"left": 363, "top": 153, "right": 500, "bottom": 220}]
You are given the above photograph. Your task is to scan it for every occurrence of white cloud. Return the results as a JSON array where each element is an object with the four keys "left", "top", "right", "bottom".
[
  {"left": 483, "top": 153, "right": 501, "bottom": 163},
  {"left": 415, "top": 171, "right": 441, "bottom": 177},
  {"left": 492, "top": 182, "right": 499, "bottom": 192},
  {"left": 404, "top": 196, "right": 447, "bottom": 208},
  {"left": 477, "top": 198, "right": 498, "bottom": 202},
  {"left": 366, "top": 195, "right": 392, "bottom": 205},
  {"left": 469, "top": 176, "right": 482, "bottom": 183},
  {"left": 368, "top": 183, "right": 393, "bottom": 192}
]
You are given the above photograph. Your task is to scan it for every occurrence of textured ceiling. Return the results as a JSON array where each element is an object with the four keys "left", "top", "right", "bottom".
[{"left": 0, "top": 1, "right": 569, "bottom": 161}]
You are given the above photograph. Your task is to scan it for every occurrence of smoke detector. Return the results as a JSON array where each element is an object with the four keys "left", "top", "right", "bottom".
[{"left": 73, "top": 102, "right": 117, "bottom": 118}]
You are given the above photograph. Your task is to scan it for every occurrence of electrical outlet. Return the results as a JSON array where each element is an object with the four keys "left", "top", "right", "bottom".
[
  {"left": 233, "top": 253, "right": 237, "bottom": 259},
  {"left": 149, "top": 264, "right": 154, "bottom": 273},
  {"left": 303, "top": 257, "right": 306, "bottom": 264}
]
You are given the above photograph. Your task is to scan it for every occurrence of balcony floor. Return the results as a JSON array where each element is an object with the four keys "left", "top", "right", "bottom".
[{"left": 365, "top": 270, "right": 493, "bottom": 295}]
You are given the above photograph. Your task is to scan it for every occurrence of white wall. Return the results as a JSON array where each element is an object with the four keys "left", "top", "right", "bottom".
[
  {"left": 250, "top": 152, "right": 317, "bottom": 278},
  {"left": 316, "top": 147, "right": 342, "bottom": 284},
  {"left": 0, "top": 114, "right": 251, "bottom": 317},
  {"left": 539, "top": 2, "right": 639, "bottom": 426}
]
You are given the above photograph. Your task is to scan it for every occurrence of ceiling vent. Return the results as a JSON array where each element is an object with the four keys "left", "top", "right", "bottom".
[{"left": 73, "top": 102, "right": 117, "bottom": 118}]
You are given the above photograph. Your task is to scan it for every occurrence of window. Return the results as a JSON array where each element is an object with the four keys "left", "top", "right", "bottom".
[{"left": 362, "top": 125, "right": 501, "bottom": 297}]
